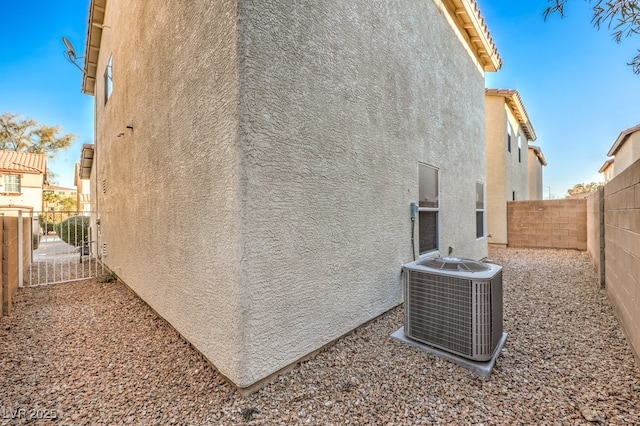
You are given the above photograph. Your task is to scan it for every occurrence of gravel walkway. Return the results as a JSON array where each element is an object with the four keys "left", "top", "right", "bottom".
[{"left": 1, "top": 248, "right": 639, "bottom": 424}]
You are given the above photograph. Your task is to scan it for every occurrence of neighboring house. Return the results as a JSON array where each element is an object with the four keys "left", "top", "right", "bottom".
[
  {"left": 43, "top": 185, "right": 78, "bottom": 211},
  {"left": 485, "top": 88, "right": 537, "bottom": 246},
  {"left": 81, "top": 0, "right": 501, "bottom": 389},
  {"left": 75, "top": 148, "right": 92, "bottom": 213},
  {"left": 606, "top": 123, "right": 640, "bottom": 178},
  {"left": 528, "top": 145, "right": 547, "bottom": 200},
  {"left": 0, "top": 151, "right": 47, "bottom": 213},
  {"left": 599, "top": 158, "right": 615, "bottom": 183}
]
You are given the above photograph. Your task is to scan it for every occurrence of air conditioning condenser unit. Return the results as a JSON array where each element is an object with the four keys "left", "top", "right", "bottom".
[{"left": 402, "top": 257, "right": 504, "bottom": 362}]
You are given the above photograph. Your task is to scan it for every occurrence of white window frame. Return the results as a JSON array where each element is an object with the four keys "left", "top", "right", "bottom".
[
  {"left": 418, "top": 163, "right": 439, "bottom": 255},
  {"left": 3, "top": 174, "right": 21, "bottom": 193},
  {"left": 476, "top": 181, "right": 485, "bottom": 239},
  {"left": 518, "top": 131, "right": 522, "bottom": 163},
  {"left": 104, "top": 55, "right": 113, "bottom": 104},
  {"left": 507, "top": 122, "right": 512, "bottom": 153}
]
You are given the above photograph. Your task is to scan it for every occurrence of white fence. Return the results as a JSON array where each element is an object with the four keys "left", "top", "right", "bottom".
[{"left": 26, "top": 210, "right": 103, "bottom": 286}]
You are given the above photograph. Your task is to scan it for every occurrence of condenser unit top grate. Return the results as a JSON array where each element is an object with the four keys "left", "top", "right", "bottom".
[
  {"left": 418, "top": 257, "right": 490, "bottom": 273},
  {"left": 404, "top": 257, "right": 499, "bottom": 280}
]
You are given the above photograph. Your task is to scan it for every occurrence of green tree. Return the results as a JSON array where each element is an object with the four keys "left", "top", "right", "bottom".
[
  {"left": 59, "top": 195, "right": 77, "bottom": 212},
  {"left": 567, "top": 181, "right": 602, "bottom": 197},
  {"left": 0, "top": 112, "right": 76, "bottom": 157},
  {"left": 544, "top": 0, "right": 640, "bottom": 74}
]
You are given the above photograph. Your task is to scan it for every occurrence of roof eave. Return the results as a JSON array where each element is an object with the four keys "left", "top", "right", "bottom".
[
  {"left": 441, "top": 0, "right": 502, "bottom": 72},
  {"left": 486, "top": 88, "right": 537, "bottom": 141},
  {"left": 82, "top": 0, "right": 107, "bottom": 95},
  {"left": 528, "top": 144, "right": 547, "bottom": 166},
  {"left": 607, "top": 123, "right": 640, "bottom": 157},
  {"left": 598, "top": 158, "right": 614, "bottom": 173}
]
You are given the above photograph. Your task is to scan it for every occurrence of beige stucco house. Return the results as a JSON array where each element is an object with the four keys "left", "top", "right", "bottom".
[
  {"left": 81, "top": 0, "right": 501, "bottom": 389},
  {"left": 74, "top": 151, "right": 92, "bottom": 213},
  {"left": 0, "top": 151, "right": 47, "bottom": 213},
  {"left": 599, "top": 158, "right": 615, "bottom": 183},
  {"left": 606, "top": 123, "right": 640, "bottom": 178},
  {"left": 485, "top": 89, "right": 537, "bottom": 246},
  {"left": 528, "top": 145, "right": 547, "bottom": 200}
]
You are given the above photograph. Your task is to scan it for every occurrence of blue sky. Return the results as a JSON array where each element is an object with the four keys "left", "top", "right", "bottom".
[
  {"left": 478, "top": 0, "right": 640, "bottom": 197},
  {"left": 0, "top": 0, "right": 92, "bottom": 188},
  {"left": 1, "top": 1, "right": 639, "bottom": 197}
]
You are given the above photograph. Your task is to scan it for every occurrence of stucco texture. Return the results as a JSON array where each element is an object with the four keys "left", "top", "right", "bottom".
[
  {"left": 89, "top": 0, "right": 489, "bottom": 388},
  {"left": 485, "top": 97, "right": 529, "bottom": 245}
]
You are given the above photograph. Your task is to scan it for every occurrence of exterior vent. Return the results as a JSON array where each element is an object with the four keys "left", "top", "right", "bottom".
[{"left": 403, "top": 257, "right": 503, "bottom": 362}]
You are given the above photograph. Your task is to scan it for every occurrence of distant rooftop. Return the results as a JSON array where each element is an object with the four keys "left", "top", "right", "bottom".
[
  {"left": 485, "top": 88, "right": 537, "bottom": 141},
  {"left": 607, "top": 123, "right": 640, "bottom": 157},
  {"left": 0, "top": 151, "right": 47, "bottom": 174}
]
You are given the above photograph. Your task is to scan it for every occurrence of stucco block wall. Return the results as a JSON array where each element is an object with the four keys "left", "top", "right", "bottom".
[
  {"left": 507, "top": 200, "right": 587, "bottom": 250},
  {"left": 604, "top": 157, "right": 640, "bottom": 362},
  {"left": 586, "top": 187, "right": 605, "bottom": 286},
  {"left": 90, "top": 0, "right": 489, "bottom": 388}
]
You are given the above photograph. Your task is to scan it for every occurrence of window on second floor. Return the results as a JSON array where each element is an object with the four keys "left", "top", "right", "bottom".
[
  {"left": 507, "top": 122, "right": 512, "bottom": 153},
  {"left": 104, "top": 55, "right": 113, "bottom": 104},
  {"left": 3, "top": 174, "right": 20, "bottom": 193},
  {"left": 518, "top": 132, "right": 522, "bottom": 163}
]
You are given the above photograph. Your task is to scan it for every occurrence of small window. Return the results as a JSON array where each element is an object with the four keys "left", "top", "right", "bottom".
[
  {"left": 3, "top": 174, "right": 20, "bottom": 193},
  {"left": 418, "top": 164, "right": 439, "bottom": 254},
  {"left": 104, "top": 55, "right": 113, "bottom": 103},
  {"left": 512, "top": 191, "right": 517, "bottom": 201},
  {"left": 518, "top": 132, "right": 522, "bottom": 163},
  {"left": 507, "top": 122, "right": 512, "bottom": 153},
  {"left": 476, "top": 182, "right": 485, "bottom": 239}
]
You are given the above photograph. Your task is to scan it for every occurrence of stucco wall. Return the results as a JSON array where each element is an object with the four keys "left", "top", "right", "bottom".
[
  {"left": 92, "top": 0, "right": 244, "bottom": 384},
  {"left": 485, "top": 96, "right": 508, "bottom": 245},
  {"left": 528, "top": 149, "right": 544, "bottom": 200},
  {"left": 586, "top": 187, "right": 605, "bottom": 287},
  {"left": 0, "top": 173, "right": 43, "bottom": 212},
  {"left": 237, "top": 0, "right": 488, "bottom": 386},
  {"left": 90, "top": 0, "right": 489, "bottom": 388},
  {"left": 613, "top": 132, "right": 640, "bottom": 177},
  {"left": 604, "top": 157, "right": 640, "bottom": 363},
  {"left": 507, "top": 200, "right": 587, "bottom": 250}
]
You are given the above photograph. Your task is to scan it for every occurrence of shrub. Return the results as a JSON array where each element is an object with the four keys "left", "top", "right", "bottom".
[
  {"left": 32, "top": 234, "right": 40, "bottom": 250},
  {"left": 55, "top": 216, "right": 90, "bottom": 246},
  {"left": 38, "top": 214, "right": 56, "bottom": 235}
]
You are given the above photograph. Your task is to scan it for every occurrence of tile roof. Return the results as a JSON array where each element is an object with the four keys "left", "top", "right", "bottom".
[
  {"left": 441, "top": 0, "right": 503, "bottom": 72},
  {"left": 485, "top": 88, "right": 537, "bottom": 141},
  {"left": 0, "top": 151, "right": 47, "bottom": 174}
]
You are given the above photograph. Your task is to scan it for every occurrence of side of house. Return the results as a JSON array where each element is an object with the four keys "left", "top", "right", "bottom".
[
  {"left": 599, "top": 158, "right": 615, "bottom": 183},
  {"left": 528, "top": 145, "right": 547, "bottom": 200},
  {"left": 606, "top": 124, "right": 640, "bottom": 178},
  {"left": 485, "top": 89, "right": 537, "bottom": 246},
  {"left": 74, "top": 162, "right": 91, "bottom": 212},
  {"left": 0, "top": 151, "right": 46, "bottom": 213},
  {"left": 82, "top": 0, "right": 501, "bottom": 389}
]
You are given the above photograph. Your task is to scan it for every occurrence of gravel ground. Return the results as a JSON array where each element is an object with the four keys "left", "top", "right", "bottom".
[{"left": 1, "top": 247, "right": 639, "bottom": 425}]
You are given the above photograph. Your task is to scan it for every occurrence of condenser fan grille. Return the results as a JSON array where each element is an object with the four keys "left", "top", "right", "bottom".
[{"left": 418, "top": 257, "right": 490, "bottom": 273}]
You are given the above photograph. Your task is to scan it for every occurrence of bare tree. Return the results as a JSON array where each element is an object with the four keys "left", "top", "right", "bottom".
[{"left": 544, "top": 0, "right": 640, "bottom": 74}]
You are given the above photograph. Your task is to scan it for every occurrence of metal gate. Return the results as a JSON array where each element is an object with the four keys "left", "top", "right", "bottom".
[{"left": 25, "top": 210, "right": 103, "bottom": 286}]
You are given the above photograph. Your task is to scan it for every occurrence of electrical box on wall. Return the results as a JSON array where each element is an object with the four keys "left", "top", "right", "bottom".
[{"left": 410, "top": 202, "right": 418, "bottom": 219}]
